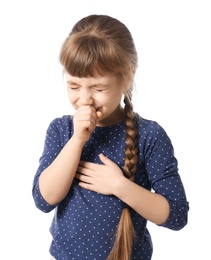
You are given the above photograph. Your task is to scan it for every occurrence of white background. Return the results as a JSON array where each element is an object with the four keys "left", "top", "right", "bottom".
[{"left": 0, "top": 0, "right": 210, "bottom": 259}]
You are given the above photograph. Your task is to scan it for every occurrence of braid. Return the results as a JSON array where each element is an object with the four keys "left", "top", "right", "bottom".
[
  {"left": 107, "top": 90, "right": 138, "bottom": 260},
  {"left": 123, "top": 91, "right": 138, "bottom": 179}
]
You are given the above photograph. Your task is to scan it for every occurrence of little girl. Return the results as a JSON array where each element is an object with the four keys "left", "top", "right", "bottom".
[{"left": 32, "top": 14, "right": 189, "bottom": 260}]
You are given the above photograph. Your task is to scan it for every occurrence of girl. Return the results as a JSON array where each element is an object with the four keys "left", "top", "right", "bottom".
[{"left": 32, "top": 14, "right": 189, "bottom": 260}]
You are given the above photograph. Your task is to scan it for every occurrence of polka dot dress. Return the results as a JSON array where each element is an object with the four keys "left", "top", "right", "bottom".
[{"left": 32, "top": 114, "right": 189, "bottom": 260}]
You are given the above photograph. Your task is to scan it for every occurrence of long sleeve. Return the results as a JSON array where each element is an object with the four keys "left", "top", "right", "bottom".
[
  {"left": 139, "top": 117, "right": 189, "bottom": 230},
  {"left": 32, "top": 116, "right": 72, "bottom": 212}
]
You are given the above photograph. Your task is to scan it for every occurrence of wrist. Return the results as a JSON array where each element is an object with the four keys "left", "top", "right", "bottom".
[
  {"left": 70, "top": 134, "right": 87, "bottom": 147},
  {"left": 71, "top": 133, "right": 89, "bottom": 146},
  {"left": 112, "top": 175, "right": 129, "bottom": 198}
]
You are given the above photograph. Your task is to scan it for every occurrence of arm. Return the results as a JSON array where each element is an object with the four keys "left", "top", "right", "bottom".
[
  {"left": 113, "top": 175, "right": 170, "bottom": 225},
  {"left": 75, "top": 123, "right": 189, "bottom": 229},
  {"left": 76, "top": 154, "right": 169, "bottom": 225},
  {"left": 38, "top": 136, "right": 85, "bottom": 205},
  {"left": 33, "top": 106, "right": 101, "bottom": 207}
]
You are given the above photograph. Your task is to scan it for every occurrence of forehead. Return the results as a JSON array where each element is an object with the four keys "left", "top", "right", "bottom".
[{"left": 65, "top": 71, "right": 118, "bottom": 86}]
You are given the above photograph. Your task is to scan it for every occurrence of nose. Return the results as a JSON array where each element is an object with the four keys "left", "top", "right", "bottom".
[{"left": 79, "top": 90, "right": 94, "bottom": 106}]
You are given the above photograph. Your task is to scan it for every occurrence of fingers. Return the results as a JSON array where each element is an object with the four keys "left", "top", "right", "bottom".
[
  {"left": 78, "top": 161, "right": 98, "bottom": 172},
  {"left": 98, "top": 153, "right": 115, "bottom": 166},
  {"left": 75, "top": 172, "right": 92, "bottom": 184},
  {"left": 76, "top": 165, "right": 93, "bottom": 185},
  {"left": 76, "top": 158, "right": 122, "bottom": 195},
  {"left": 96, "top": 110, "right": 102, "bottom": 119},
  {"left": 75, "top": 106, "right": 98, "bottom": 127},
  {"left": 77, "top": 165, "right": 93, "bottom": 174},
  {"left": 79, "top": 154, "right": 115, "bottom": 169},
  {"left": 73, "top": 106, "right": 98, "bottom": 141}
]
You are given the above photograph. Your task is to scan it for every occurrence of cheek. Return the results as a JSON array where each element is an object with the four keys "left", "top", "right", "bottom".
[
  {"left": 101, "top": 95, "right": 122, "bottom": 110},
  {"left": 67, "top": 92, "right": 77, "bottom": 104},
  {"left": 107, "top": 93, "right": 122, "bottom": 105}
]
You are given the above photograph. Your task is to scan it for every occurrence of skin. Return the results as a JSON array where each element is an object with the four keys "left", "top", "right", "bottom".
[{"left": 39, "top": 71, "right": 170, "bottom": 225}]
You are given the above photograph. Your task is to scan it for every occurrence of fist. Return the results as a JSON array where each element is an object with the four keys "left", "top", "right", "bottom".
[{"left": 73, "top": 106, "right": 101, "bottom": 142}]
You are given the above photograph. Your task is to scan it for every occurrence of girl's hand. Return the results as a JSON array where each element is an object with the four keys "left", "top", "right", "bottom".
[
  {"left": 73, "top": 106, "right": 101, "bottom": 142},
  {"left": 75, "top": 154, "right": 125, "bottom": 195}
]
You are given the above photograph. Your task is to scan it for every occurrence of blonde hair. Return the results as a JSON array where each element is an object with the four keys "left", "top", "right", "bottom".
[{"left": 59, "top": 14, "right": 139, "bottom": 260}]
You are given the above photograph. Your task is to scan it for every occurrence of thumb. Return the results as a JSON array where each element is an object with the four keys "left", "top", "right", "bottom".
[
  {"left": 98, "top": 153, "right": 115, "bottom": 166},
  {"left": 96, "top": 110, "right": 102, "bottom": 118}
]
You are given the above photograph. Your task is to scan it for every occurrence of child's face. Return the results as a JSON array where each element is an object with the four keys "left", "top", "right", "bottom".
[{"left": 65, "top": 71, "right": 125, "bottom": 126}]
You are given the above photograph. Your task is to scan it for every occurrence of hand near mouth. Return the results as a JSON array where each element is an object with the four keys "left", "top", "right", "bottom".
[{"left": 73, "top": 105, "right": 102, "bottom": 142}]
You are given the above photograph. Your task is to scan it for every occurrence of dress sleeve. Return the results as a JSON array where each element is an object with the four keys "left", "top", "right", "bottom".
[
  {"left": 32, "top": 118, "right": 66, "bottom": 213},
  {"left": 143, "top": 122, "right": 189, "bottom": 230}
]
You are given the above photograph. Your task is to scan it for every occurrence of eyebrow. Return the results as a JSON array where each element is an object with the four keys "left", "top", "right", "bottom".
[
  {"left": 67, "top": 80, "right": 80, "bottom": 86},
  {"left": 67, "top": 80, "right": 109, "bottom": 88}
]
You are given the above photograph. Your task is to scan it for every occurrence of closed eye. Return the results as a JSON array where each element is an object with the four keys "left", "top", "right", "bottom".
[
  {"left": 93, "top": 86, "right": 109, "bottom": 92},
  {"left": 70, "top": 87, "right": 80, "bottom": 90},
  {"left": 68, "top": 84, "right": 80, "bottom": 90},
  {"left": 94, "top": 89, "right": 104, "bottom": 92}
]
